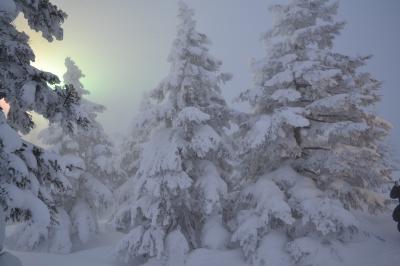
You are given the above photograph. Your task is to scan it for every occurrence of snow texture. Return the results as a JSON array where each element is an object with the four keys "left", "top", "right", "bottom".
[
  {"left": 113, "top": 2, "right": 234, "bottom": 263},
  {"left": 232, "top": 0, "right": 393, "bottom": 264}
]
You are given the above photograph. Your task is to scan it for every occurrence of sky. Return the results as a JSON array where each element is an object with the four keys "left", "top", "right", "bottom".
[{"left": 15, "top": 0, "right": 400, "bottom": 154}]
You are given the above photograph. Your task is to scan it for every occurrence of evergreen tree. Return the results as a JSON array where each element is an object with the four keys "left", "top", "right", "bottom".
[
  {"left": 231, "top": 0, "right": 392, "bottom": 265},
  {"left": 0, "top": 0, "right": 88, "bottom": 253},
  {"left": 114, "top": 2, "right": 233, "bottom": 263},
  {"left": 39, "top": 57, "right": 119, "bottom": 249},
  {"left": 0, "top": 0, "right": 87, "bottom": 134},
  {"left": 119, "top": 93, "right": 157, "bottom": 180}
]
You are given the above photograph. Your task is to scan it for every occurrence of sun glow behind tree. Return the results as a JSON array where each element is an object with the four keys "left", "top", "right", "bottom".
[{"left": 12, "top": 14, "right": 97, "bottom": 143}]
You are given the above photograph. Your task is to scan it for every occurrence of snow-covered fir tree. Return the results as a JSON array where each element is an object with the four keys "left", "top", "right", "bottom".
[
  {"left": 118, "top": 93, "right": 157, "bottom": 180},
  {"left": 231, "top": 0, "right": 393, "bottom": 265},
  {"left": 0, "top": 111, "right": 73, "bottom": 253},
  {"left": 39, "top": 57, "right": 120, "bottom": 250},
  {"left": 0, "top": 0, "right": 89, "bottom": 253},
  {"left": 113, "top": 2, "right": 233, "bottom": 264}
]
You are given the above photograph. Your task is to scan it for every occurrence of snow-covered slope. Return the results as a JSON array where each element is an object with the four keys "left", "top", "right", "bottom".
[{"left": 6, "top": 210, "right": 400, "bottom": 266}]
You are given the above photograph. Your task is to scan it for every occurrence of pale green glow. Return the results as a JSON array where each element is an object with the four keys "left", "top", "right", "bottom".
[{"left": 15, "top": 14, "right": 93, "bottom": 90}]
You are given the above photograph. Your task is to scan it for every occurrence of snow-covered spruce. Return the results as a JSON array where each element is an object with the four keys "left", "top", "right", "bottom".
[
  {"left": 113, "top": 2, "right": 234, "bottom": 264},
  {"left": 118, "top": 93, "right": 158, "bottom": 180},
  {"left": 39, "top": 58, "right": 121, "bottom": 251},
  {"left": 0, "top": 0, "right": 89, "bottom": 253},
  {"left": 0, "top": 110, "right": 75, "bottom": 253},
  {"left": 232, "top": 0, "right": 393, "bottom": 265}
]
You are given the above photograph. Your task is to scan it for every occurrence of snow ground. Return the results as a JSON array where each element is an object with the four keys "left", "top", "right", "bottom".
[{"left": 5, "top": 209, "right": 400, "bottom": 266}]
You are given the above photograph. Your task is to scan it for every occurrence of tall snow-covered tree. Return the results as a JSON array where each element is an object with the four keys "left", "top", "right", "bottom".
[
  {"left": 39, "top": 57, "right": 119, "bottom": 250},
  {"left": 0, "top": 0, "right": 89, "bottom": 253},
  {"left": 231, "top": 0, "right": 393, "bottom": 265},
  {"left": 114, "top": 2, "right": 233, "bottom": 264}
]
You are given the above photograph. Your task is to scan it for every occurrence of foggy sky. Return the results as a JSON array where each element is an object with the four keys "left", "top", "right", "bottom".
[{"left": 19, "top": 0, "right": 400, "bottom": 155}]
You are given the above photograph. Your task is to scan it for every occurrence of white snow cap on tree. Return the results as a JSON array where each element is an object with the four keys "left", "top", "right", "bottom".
[
  {"left": 114, "top": 1, "right": 234, "bottom": 263},
  {"left": 232, "top": 0, "right": 393, "bottom": 265}
]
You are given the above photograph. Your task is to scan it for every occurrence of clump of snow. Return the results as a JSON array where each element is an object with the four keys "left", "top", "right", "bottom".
[
  {"left": 264, "top": 69, "right": 293, "bottom": 87},
  {"left": 176, "top": 106, "right": 210, "bottom": 125},
  {"left": 71, "top": 200, "right": 96, "bottom": 244},
  {"left": 277, "top": 107, "right": 309, "bottom": 128},
  {"left": 165, "top": 230, "right": 189, "bottom": 266},
  {"left": 49, "top": 208, "right": 72, "bottom": 254},
  {"left": 244, "top": 115, "right": 273, "bottom": 147},
  {"left": 5, "top": 184, "right": 51, "bottom": 229},
  {"left": 138, "top": 127, "right": 183, "bottom": 177},
  {"left": 191, "top": 125, "right": 221, "bottom": 158},
  {"left": 20, "top": 81, "right": 37, "bottom": 108},
  {"left": 201, "top": 215, "right": 229, "bottom": 250},
  {"left": 60, "top": 154, "right": 85, "bottom": 179},
  {"left": 255, "top": 232, "right": 291, "bottom": 266},
  {"left": 0, "top": 113, "right": 23, "bottom": 152},
  {"left": 0, "top": 252, "right": 22, "bottom": 266},
  {"left": 271, "top": 88, "right": 301, "bottom": 103},
  {"left": 195, "top": 161, "right": 227, "bottom": 215}
]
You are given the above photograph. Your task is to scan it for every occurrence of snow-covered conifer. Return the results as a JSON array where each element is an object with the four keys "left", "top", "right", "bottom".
[
  {"left": 0, "top": 109, "right": 75, "bottom": 253},
  {"left": 119, "top": 93, "right": 157, "bottom": 180},
  {"left": 0, "top": 0, "right": 89, "bottom": 253},
  {"left": 39, "top": 58, "right": 119, "bottom": 250},
  {"left": 232, "top": 0, "right": 393, "bottom": 265},
  {"left": 114, "top": 2, "right": 233, "bottom": 263}
]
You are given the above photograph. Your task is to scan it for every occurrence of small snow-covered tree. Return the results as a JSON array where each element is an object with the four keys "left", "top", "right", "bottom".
[
  {"left": 114, "top": 2, "right": 233, "bottom": 263},
  {"left": 39, "top": 57, "right": 119, "bottom": 249},
  {"left": 0, "top": 0, "right": 89, "bottom": 253},
  {"left": 231, "top": 0, "right": 392, "bottom": 265}
]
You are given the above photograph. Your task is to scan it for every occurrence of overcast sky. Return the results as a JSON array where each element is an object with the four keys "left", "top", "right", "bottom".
[{"left": 18, "top": 0, "right": 400, "bottom": 154}]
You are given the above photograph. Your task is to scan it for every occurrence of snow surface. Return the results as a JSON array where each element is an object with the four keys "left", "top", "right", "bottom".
[{"left": 5, "top": 209, "right": 400, "bottom": 266}]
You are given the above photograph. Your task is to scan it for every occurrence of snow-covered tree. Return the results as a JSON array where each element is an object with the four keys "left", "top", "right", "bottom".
[
  {"left": 118, "top": 93, "right": 157, "bottom": 180},
  {"left": 113, "top": 2, "right": 233, "bottom": 263},
  {"left": 39, "top": 57, "right": 120, "bottom": 250},
  {"left": 231, "top": 0, "right": 393, "bottom": 265},
  {"left": 0, "top": 0, "right": 89, "bottom": 253},
  {"left": 0, "top": 0, "right": 87, "bottom": 134},
  {"left": 0, "top": 107, "right": 77, "bottom": 253}
]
